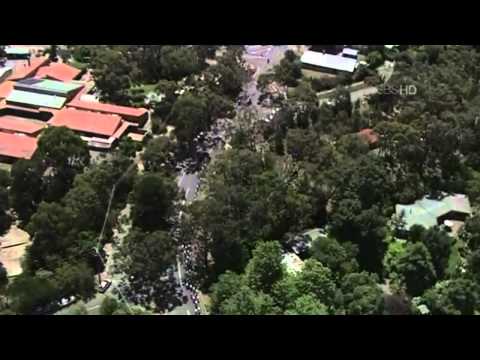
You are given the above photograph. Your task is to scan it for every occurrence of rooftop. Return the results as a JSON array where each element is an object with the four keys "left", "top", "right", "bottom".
[
  {"left": 0, "top": 81, "right": 15, "bottom": 99},
  {"left": 342, "top": 48, "right": 359, "bottom": 57},
  {"left": 5, "top": 47, "right": 30, "bottom": 56},
  {"left": 67, "top": 99, "right": 148, "bottom": 118},
  {"left": 396, "top": 194, "right": 472, "bottom": 231},
  {"left": 7, "top": 56, "right": 49, "bottom": 81},
  {"left": 48, "top": 108, "right": 123, "bottom": 137},
  {"left": 282, "top": 253, "right": 305, "bottom": 275},
  {"left": 15, "top": 78, "right": 84, "bottom": 95},
  {"left": 301, "top": 51, "right": 358, "bottom": 73},
  {"left": 0, "top": 132, "right": 38, "bottom": 159},
  {"left": 7, "top": 89, "right": 66, "bottom": 109},
  {"left": 0, "top": 115, "right": 45, "bottom": 135},
  {"left": 34, "top": 62, "right": 82, "bottom": 82},
  {"left": 358, "top": 128, "right": 379, "bottom": 145}
]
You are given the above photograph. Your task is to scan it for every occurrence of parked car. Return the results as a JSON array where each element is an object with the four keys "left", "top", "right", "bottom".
[
  {"left": 57, "top": 296, "right": 77, "bottom": 309},
  {"left": 98, "top": 279, "right": 112, "bottom": 294}
]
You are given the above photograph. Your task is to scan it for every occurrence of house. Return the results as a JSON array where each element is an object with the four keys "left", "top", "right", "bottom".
[
  {"left": 395, "top": 194, "right": 472, "bottom": 235},
  {"left": 342, "top": 47, "right": 359, "bottom": 60},
  {"left": 0, "top": 132, "right": 38, "bottom": 163},
  {"left": 300, "top": 50, "right": 358, "bottom": 74},
  {"left": 0, "top": 66, "right": 13, "bottom": 83},
  {"left": 48, "top": 108, "right": 131, "bottom": 149}
]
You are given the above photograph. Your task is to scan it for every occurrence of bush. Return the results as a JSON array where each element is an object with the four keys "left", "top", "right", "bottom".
[{"left": 311, "top": 77, "right": 339, "bottom": 92}]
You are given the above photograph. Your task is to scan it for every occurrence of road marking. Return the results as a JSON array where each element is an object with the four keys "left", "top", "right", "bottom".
[{"left": 187, "top": 310, "right": 191, "bottom": 315}]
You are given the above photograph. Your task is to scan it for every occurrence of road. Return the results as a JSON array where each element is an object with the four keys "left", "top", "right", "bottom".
[{"left": 168, "top": 46, "right": 290, "bottom": 316}]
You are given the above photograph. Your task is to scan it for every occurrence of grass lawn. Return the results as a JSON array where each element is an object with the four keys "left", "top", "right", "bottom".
[
  {"left": 134, "top": 83, "right": 157, "bottom": 94},
  {"left": 0, "top": 163, "right": 12, "bottom": 173},
  {"left": 447, "top": 238, "right": 463, "bottom": 277}
]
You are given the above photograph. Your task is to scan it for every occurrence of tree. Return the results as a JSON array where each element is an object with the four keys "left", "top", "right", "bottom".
[
  {"left": 340, "top": 272, "right": 384, "bottom": 315},
  {"left": 118, "top": 137, "right": 141, "bottom": 159},
  {"left": 460, "top": 214, "right": 480, "bottom": 251},
  {"left": 219, "top": 286, "right": 280, "bottom": 315},
  {"left": 394, "top": 242, "right": 437, "bottom": 297},
  {"left": 468, "top": 249, "right": 480, "bottom": 286},
  {"left": 24, "top": 202, "right": 75, "bottom": 272},
  {"left": 290, "top": 80, "right": 318, "bottom": 104},
  {"left": 245, "top": 241, "right": 284, "bottom": 294},
  {"left": 206, "top": 61, "right": 245, "bottom": 99},
  {"left": 51, "top": 261, "right": 95, "bottom": 299},
  {"left": 91, "top": 47, "right": 136, "bottom": 105},
  {"left": 114, "top": 229, "right": 177, "bottom": 311},
  {"left": 423, "top": 278, "right": 480, "bottom": 315},
  {"left": 0, "top": 171, "right": 11, "bottom": 235},
  {"left": 160, "top": 46, "right": 201, "bottom": 81},
  {"left": 273, "top": 51, "right": 302, "bottom": 87},
  {"left": 294, "top": 259, "right": 338, "bottom": 309},
  {"left": 100, "top": 296, "right": 120, "bottom": 315},
  {"left": 419, "top": 227, "right": 453, "bottom": 280},
  {"left": 142, "top": 137, "right": 176, "bottom": 174},
  {"left": 130, "top": 173, "right": 176, "bottom": 231},
  {"left": 271, "top": 273, "right": 303, "bottom": 311},
  {"left": 367, "top": 51, "right": 384, "bottom": 69},
  {"left": 9, "top": 159, "right": 43, "bottom": 223},
  {"left": 168, "top": 94, "right": 210, "bottom": 148},
  {"left": 68, "top": 303, "right": 88, "bottom": 315},
  {"left": 311, "top": 237, "right": 359, "bottom": 279},
  {"left": 285, "top": 294, "right": 328, "bottom": 315},
  {"left": 48, "top": 45, "right": 58, "bottom": 62},
  {"left": 8, "top": 274, "right": 60, "bottom": 314},
  {"left": 209, "top": 271, "right": 246, "bottom": 314},
  {"left": 332, "top": 86, "right": 353, "bottom": 117},
  {"left": 37, "top": 126, "right": 90, "bottom": 202},
  {"left": 151, "top": 80, "right": 178, "bottom": 119},
  {"left": 0, "top": 262, "right": 7, "bottom": 293}
]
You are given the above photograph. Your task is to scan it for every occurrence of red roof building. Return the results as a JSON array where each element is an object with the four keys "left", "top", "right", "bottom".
[
  {"left": 7, "top": 57, "right": 50, "bottom": 81},
  {"left": 35, "top": 62, "right": 82, "bottom": 82},
  {"left": 0, "top": 81, "right": 15, "bottom": 100},
  {"left": 67, "top": 99, "right": 148, "bottom": 126},
  {"left": 0, "top": 132, "right": 38, "bottom": 161},
  {"left": 358, "top": 128, "right": 379, "bottom": 146},
  {"left": 48, "top": 108, "right": 124, "bottom": 138},
  {"left": 0, "top": 115, "right": 45, "bottom": 135}
]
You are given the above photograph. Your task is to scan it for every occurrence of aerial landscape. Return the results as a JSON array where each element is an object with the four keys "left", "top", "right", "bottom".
[{"left": 1, "top": 44, "right": 480, "bottom": 315}]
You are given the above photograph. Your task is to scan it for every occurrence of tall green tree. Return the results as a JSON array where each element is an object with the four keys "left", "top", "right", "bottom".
[
  {"left": 340, "top": 272, "right": 384, "bottom": 315},
  {"left": 285, "top": 294, "right": 328, "bottom": 315},
  {"left": 130, "top": 173, "right": 176, "bottom": 232},
  {"left": 423, "top": 278, "right": 480, "bottom": 315},
  {"left": 394, "top": 242, "right": 437, "bottom": 297},
  {"left": 36, "top": 127, "right": 90, "bottom": 202},
  {"left": 160, "top": 46, "right": 201, "bottom": 81},
  {"left": 219, "top": 286, "right": 280, "bottom": 315},
  {"left": 245, "top": 241, "right": 284, "bottom": 294}
]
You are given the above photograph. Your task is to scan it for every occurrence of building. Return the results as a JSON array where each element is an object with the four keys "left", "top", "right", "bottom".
[
  {"left": 342, "top": 47, "right": 359, "bottom": 60},
  {"left": 6, "top": 89, "right": 67, "bottom": 110},
  {"left": 395, "top": 194, "right": 472, "bottom": 235},
  {"left": 358, "top": 128, "right": 379, "bottom": 148},
  {"left": 48, "top": 108, "right": 132, "bottom": 149},
  {"left": 34, "top": 62, "right": 82, "bottom": 82},
  {"left": 0, "top": 115, "right": 45, "bottom": 136},
  {"left": 67, "top": 99, "right": 149, "bottom": 127},
  {"left": 5, "top": 57, "right": 49, "bottom": 81},
  {"left": 5, "top": 47, "right": 30, "bottom": 60},
  {"left": 300, "top": 50, "right": 358, "bottom": 74},
  {"left": 0, "top": 66, "right": 13, "bottom": 83},
  {"left": 0, "top": 132, "right": 38, "bottom": 162},
  {"left": 14, "top": 78, "right": 84, "bottom": 100}
]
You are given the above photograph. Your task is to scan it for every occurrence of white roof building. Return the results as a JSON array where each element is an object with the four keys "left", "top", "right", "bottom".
[
  {"left": 342, "top": 47, "right": 359, "bottom": 58},
  {"left": 300, "top": 51, "right": 358, "bottom": 73}
]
